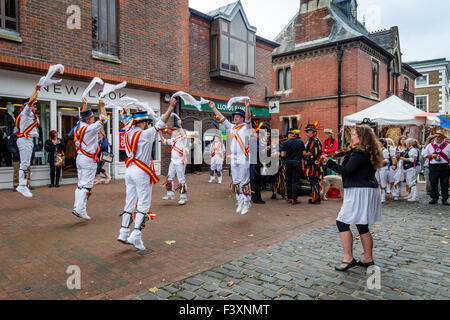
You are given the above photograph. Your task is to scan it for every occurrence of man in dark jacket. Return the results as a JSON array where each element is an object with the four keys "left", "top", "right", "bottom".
[{"left": 281, "top": 129, "right": 306, "bottom": 204}]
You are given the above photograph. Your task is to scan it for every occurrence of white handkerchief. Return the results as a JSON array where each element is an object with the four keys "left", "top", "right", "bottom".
[
  {"left": 227, "top": 96, "right": 250, "bottom": 110},
  {"left": 38, "top": 64, "right": 65, "bottom": 87},
  {"left": 100, "top": 81, "right": 127, "bottom": 98},
  {"left": 121, "top": 97, "right": 160, "bottom": 122},
  {"left": 171, "top": 91, "right": 209, "bottom": 112},
  {"left": 82, "top": 77, "right": 104, "bottom": 99},
  {"left": 171, "top": 113, "right": 181, "bottom": 120},
  {"left": 105, "top": 104, "right": 123, "bottom": 111}
]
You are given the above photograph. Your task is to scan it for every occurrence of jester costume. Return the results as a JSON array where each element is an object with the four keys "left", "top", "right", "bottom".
[{"left": 304, "top": 123, "right": 324, "bottom": 204}]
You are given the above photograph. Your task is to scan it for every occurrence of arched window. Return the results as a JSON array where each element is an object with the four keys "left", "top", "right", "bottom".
[
  {"left": 278, "top": 69, "right": 284, "bottom": 91},
  {"left": 285, "top": 68, "right": 291, "bottom": 90}
]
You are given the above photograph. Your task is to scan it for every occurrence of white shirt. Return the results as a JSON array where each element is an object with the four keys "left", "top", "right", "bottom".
[
  {"left": 18, "top": 105, "right": 40, "bottom": 138},
  {"left": 381, "top": 148, "right": 390, "bottom": 169},
  {"left": 223, "top": 119, "right": 251, "bottom": 164},
  {"left": 210, "top": 141, "right": 225, "bottom": 164},
  {"left": 422, "top": 141, "right": 450, "bottom": 165},
  {"left": 76, "top": 116, "right": 107, "bottom": 156},
  {"left": 125, "top": 120, "right": 166, "bottom": 167},
  {"left": 165, "top": 135, "right": 187, "bottom": 165}
]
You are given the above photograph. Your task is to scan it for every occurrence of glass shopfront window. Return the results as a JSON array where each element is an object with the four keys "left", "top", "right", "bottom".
[{"left": 0, "top": 97, "right": 49, "bottom": 167}]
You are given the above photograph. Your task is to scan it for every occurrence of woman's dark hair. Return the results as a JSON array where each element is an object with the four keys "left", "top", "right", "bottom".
[
  {"left": 398, "top": 136, "right": 407, "bottom": 146},
  {"left": 49, "top": 130, "right": 57, "bottom": 140},
  {"left": 379, "top": 138, "right": 387, "bottom": 148}
]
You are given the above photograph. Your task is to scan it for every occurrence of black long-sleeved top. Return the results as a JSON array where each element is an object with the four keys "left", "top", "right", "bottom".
[
  {"left": 7, "top": 134, "right": 20, "bottom": 162},
  {"left": 326, "top": 148, "right": 378, "bottom": 189},
  {"left": 45, "top": 139, "right": 66, "bottom": 163}
]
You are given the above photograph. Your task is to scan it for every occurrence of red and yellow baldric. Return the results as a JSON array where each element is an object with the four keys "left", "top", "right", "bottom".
[
  {"left": 232, "top": 124, "right": 249, "bottom": 157},
  {"left": 125, "top": 130, "right": 160, "bottom": 184},
  {"left": 15, "top": 91, "right": 40, "bottom": 138},
  {"left": 170, "top": 135, "right": 186, "bottom": 165},
  {"left": 74, "top": 125, "right": 100, "bottom": 163},
  {"left": 15, "top": 114, "right": 39, "bottom": 138},
  {"left": 211, "top": 142, "right": 223, "bottom": 159}
]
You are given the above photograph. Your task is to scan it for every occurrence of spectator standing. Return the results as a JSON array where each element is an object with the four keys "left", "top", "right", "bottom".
[
  {"left": 95, "top": 129, "right": 111, "bottom": 185},
  {"left": 44, "top": 130, "right": 66, "bottom": 188}
]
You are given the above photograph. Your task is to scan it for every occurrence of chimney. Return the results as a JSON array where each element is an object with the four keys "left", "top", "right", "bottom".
[{"left": 296, "top": 0, "right": 334, "bottom": 45}]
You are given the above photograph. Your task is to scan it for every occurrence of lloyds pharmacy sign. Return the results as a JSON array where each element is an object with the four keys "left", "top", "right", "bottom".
[{"left": 181, "top": 100, "right": 270, "bottom": 117}]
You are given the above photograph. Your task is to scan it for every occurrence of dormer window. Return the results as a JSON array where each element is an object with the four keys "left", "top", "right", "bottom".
[{"left": 210, "top": 11, "right": 256, "bottom": 84}]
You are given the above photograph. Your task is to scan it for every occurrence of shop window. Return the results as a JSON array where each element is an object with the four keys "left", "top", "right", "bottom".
[
  {"left": 92, "top": 0, "right": 118, "bottom": 57},
  {"left": 210, "top": 11, "right": 256, "bottom": 84},
  {"left": 372, "top": 60, "right": 379, "bottom": 94},
  {"left": 0, "top": 0, "right": 19, "bottom": 32},
  {"left": 0, "top": 98, "right": 49, "bottom": 168}
]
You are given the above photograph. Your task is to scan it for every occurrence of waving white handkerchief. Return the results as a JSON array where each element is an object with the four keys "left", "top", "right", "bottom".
[
  {"left": 227, "top": 96, "right": 250, "bottom": 110},
  {"left": 82, "top": 77, "right": 104, "bottom": 99},
  {"left": 171, "top": 113, "right": 181, "bottom": 121},
  {"left": 38, "top": 64, "right": 65, "bottom": 87},
  {"left": 100, "top": 81, "right": 127, "bottom": 98},
  {"left": 105, "top": 104, "right": 123, "bottom": 111},
  {"left": 171, "top": 91, "right": 209, "bottom": 112}
]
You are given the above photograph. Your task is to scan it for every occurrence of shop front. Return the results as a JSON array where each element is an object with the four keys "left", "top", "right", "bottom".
[
  {"left": 179, "top": 99, "right": 271, "bottom": 172},
  {"left": 0, "top": 69, "right": 161, "bottom": 190}
]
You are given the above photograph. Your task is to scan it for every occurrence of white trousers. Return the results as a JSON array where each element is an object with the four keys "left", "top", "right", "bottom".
[
  {"left": 389, "top": 168, "right": 402, "bottom": 197},
  {"left": 210, "top": 162, "right": 223, "bottom": 173},
  {"left": 17, "top": 137, "right": 33, "bottom": 186},
  {"left": 73, "top": 154, "right": 97, "bottom": 214},
  {"left": 376, "top": 168, "right": 389, "bottom": 201},
  {"left": 231, "top": 162, "right": 250, "bottom": 203},
  {"left": 167, "top": 162, "right": 187, "bottom": 199},
  {"left": 124, "top": 165, "right": 152, "bottom": 214},
  {"left": 405, "top": 168, "right": 418, "bottom": 200}
]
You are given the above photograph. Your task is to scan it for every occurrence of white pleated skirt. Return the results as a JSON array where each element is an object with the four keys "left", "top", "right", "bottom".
[{"left": 337, "top": 188, "right": 382, "bottom": 225}]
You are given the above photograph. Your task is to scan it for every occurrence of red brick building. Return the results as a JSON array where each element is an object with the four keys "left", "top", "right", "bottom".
[
  {"left": 271, "top": 0, "right": 421, "bottom": 143},
  {"left": 0, "top": 0, "right": 277, "bottom": 188}
]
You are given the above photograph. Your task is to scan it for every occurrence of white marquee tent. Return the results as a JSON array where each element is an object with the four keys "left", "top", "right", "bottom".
[{"left": 343, "top": 95, "right": 440, "bottom": 127}]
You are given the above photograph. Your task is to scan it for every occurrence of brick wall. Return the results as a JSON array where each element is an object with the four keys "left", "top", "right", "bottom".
[
  {"left": 0, "top": 0, "right": 190, "bottom": 92},
  {"left": 415, "top": 87, "right": 441, "bottom": 112},
  {"left": 296, "top": 3, "right": 333, "bottom": 44}
]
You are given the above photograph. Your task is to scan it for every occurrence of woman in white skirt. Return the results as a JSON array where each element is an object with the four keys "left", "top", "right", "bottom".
[
  {"left": 385, "top": 138, "right": 396, "bottom": 195},
  {"left": 392, "top": 136, "right": 407, "bottom": 200},
  {"left": 376, "top": 138, "right": 390, "bottom": 203},
  {"left": 321, "top": 125, "right": 384, "bottom": 272}
]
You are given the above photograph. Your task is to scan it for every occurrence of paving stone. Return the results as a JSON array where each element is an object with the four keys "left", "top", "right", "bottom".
[
  {"left": 163, "top": 286, "right": 180, "bottom": 294},
  {"left": 155, "top": 289, "right": 172, "bottom": 299},
  {"left": 139, "top": 293, "right": 159, "bottom": 300},
  {"left": 245, "top": 278, "right": 263, "bottom": 285},
  {"left": 262, "top": 283, "right": 281, "bottom": 291},
  {"left": 240, "top": 282, "right": 264, "bottom": 293},
  {"left": 204, "top": 271, "right": 224, "bottom": 279},
  {"left": 218, "top": 291, "right": 232, "bottom": 297},
  {"left": 202, "top": 285, "right": 219, "bottom": 292},
  {"left": 295, "top": 287, "right": 320, "bottom": 298},
  {"left": 185, "top": 278, "right": 203, "bottom": 286},
  {"left": 246, "top": 292, "right": 264, "bottom": 300},
  {"left": 181, "top": 283, "right": 198, "bottom": 292},
  {"left": 290, "top": 273, "right": 307, "bottom": 281},
  {"left": 228, "top": 295, "right": 244, "bottom": 300},
  {"left": 263, "top": 290, "right": 279, "bottom": 299},
  {"left": 280, "top": 289, "right": 298, "bottom": 298},
  {"left": 195, "top": 289, "right": 213, "bottom": 299},
  {"left": 233, "top": 286, "right": 249, "bottom": 296},
  {"left": 274, "top": 274, "right": 292, "bottom": 282},
  {"left": 260, "top": 275, "right": 276, "bottom": 283},
  {"left": 178, "top": 291, "right": 196, "bottom": 300}
]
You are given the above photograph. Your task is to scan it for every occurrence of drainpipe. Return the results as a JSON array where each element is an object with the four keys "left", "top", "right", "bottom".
[{"left": 337, "top": 45, "right": 343, "bottom": 148}]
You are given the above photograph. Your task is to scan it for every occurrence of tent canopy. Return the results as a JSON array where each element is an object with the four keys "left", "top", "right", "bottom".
[{"left": 343, "top": 95, "right": 440, "bottom": 126}]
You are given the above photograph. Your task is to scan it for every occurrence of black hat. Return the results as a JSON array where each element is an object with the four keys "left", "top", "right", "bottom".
[
  {"left": 131, "top": 111, "right": 152, "bottom": 125},
  {"left": 232, "top": 109, "right": 246, "bottom": 119},
  {"left": 304, "top": 122, "right": 319, "bottom": 133},
  {"left": 80, "top": 109, "right": 95, "bottom": 121}
]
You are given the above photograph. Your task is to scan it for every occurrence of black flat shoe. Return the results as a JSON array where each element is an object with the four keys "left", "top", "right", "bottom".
[
  {"left": 335, "top": 259, "right": 357, "bottom": 272},
  {"left": 356, "top": 260, "right": 375, "bottom": 268},
  {"left": 271, "top": 194, "right": 277, "bottom": 200},
  {"left": 429, "top": 200, "right": 438, "bottom": 205},
  {"left": 442, "top": 201, "right": 449, "bottom": 206}
]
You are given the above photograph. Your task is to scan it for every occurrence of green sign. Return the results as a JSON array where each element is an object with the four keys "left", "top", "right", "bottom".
[{"left": 181, "top": 100, "right": 270, "bottom": 117}]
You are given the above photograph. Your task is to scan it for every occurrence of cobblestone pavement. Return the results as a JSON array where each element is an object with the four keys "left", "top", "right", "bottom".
[
  {"left": 136, "top": 192, "right": 450, "bottom": 300},
  {"left": 0, "top": 173, "right": 339, "bottom": 300}
]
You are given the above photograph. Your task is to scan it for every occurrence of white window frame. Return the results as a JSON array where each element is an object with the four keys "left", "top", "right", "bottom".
[
  {"left": 415, "top": 74, "right": 429, "bottom": 87},
  {"left": 415, "top": 95, "right": 429, "bottom": 112}
]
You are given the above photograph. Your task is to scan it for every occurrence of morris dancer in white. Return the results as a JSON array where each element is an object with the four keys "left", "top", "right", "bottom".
[
  {"left": 399, "top": 138, "right": 420, "bottom": 202},
  {"left": 159, "top": 119, "right": 188, "bottom": 205},
  {"left": 71, "top": 98, "right": 107, "bottom": 220},
  {"left": 209, "top": 134, "right": 225, "bottom": 184},
  {"left": 209, "top": 99, "right": 252, "bottom": 215},
  {"left": 15, "top": 85, "right": 41, "bottom": 198},
  {"left": 118, "top": 98, "right": 176, "bottom": 251},
  {"left": 376, "top": 138, "right": 390, "bottom": 203}
]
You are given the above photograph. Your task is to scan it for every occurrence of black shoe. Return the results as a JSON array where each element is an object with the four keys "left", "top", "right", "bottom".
[
  {"left": 308, "top": 199, "right": 321, "bottom": 204},
  {"left": 335, "top": 259, "right": 357, "bottom": 272},
  {"left": 55, "top": 184, "right": 60, "bottom": 188},
  {"left": 271, "top": 194, "right": 277, "bottom": 200},
  {"left": 356, "top": 260, "right": 375, "bottom": 268},
  {"left": 252, "top": 199, "right": 266, "bottom": 204},
  {"left": 48, "top": 184, "right": 54, "bottom": 188},
  {"left": 443, "top": 201, "right": 449, "bottom": 206},
  {"left": 429, "top": 200, "right": 438, "bottom": 205}
]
